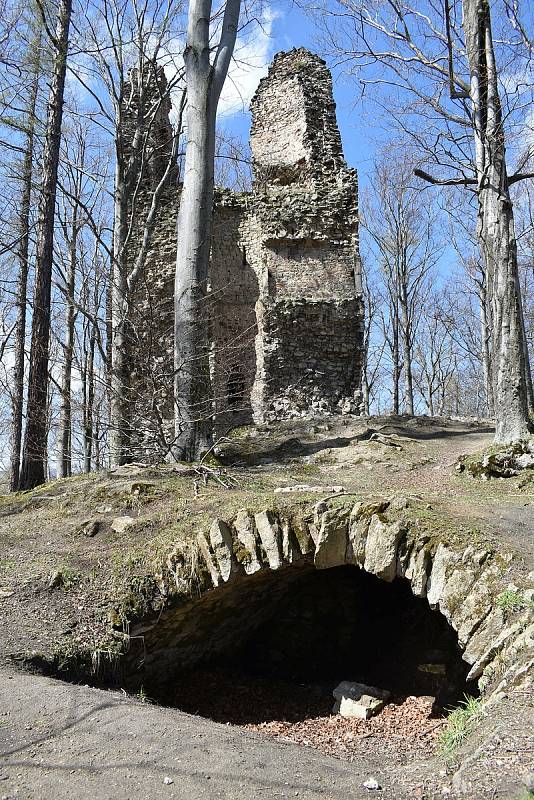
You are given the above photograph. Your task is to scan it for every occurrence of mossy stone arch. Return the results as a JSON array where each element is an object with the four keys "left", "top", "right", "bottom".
[{"left": 122, "top": 497, "right": 533, "bottom": 703}]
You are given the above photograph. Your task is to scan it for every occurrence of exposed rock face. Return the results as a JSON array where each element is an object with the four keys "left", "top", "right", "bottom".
[{"left": 124, "top": 48, "right": 364, "bottom": 460}]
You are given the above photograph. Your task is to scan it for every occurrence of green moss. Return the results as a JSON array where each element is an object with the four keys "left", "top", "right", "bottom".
[
  {"left": 458, "top": 439, "right": 534, "bottom": 480},
  {"left": 49, "top": 566, "right": 81, "bottom": 590},
  {"left": 289, "top": 508, "right": 313, "bottom": 553},
  {"left": 233, "top": 541, "right": 252, "bottom": 565}
]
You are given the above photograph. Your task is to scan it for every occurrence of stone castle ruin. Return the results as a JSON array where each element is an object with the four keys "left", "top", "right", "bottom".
[{"left": 126, "top": 49, "right": 364, "bottom": 458}]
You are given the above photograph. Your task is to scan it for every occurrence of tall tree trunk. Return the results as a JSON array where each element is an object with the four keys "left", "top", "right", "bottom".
[
  {"left": 58, "top": 208, "right": 79, "bottom": 478},
  {"left": 519, "top": 299, "right": 534, "bottom": 415},
  {"left": 19, "top": 0, "right": 72, "bottom": 489},
  {"left": 463, "top": 0, "right": 531, "bottom": 443},
  {"left": 174, "top": 40, "right": 217, "bottom": 460},
  {"left": 109, "top": 151, "right": 130, "bottom": 466},
  {"left": 84, "top": 320, "right": 96, "bottom": 473},
  {"left": 58, "top": 137, "right": 85, "bottom": 477},
  {"left": 478, "top": 275, "right": 494, "bottom": 417},
  {"left": 427, "top": 386, "right": 434, "bottom": 417},
  {"left": 174, "top": 0, "right": 240, "bottom": 460},
  {"left": 9, "top": 30, "right": 42, "bottom": 492},
  {"left": 391, "top": 305, "right": 400, "bottom": 414},
  {"left": 399, "top": 280, "right": 414, "bottom": 414}
]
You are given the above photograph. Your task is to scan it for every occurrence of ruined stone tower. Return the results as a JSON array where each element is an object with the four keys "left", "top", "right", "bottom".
[
  {"left": 126, "top": 49, "right": 364, "bottom": 460},
  {"left": 246, "top": 49, "right": 363, "bottom": 420}
]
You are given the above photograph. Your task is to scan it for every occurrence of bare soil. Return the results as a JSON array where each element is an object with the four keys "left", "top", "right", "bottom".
[{"left": 0, "top": 415, "right": 533, "bottom": 799}]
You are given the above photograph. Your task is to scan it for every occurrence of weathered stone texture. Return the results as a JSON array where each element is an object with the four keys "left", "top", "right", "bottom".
[
  {"left": 125, "top": 495, "right": 533, "bottom": 706},
  {"left": 125, "top": 48, "right": 364, "bottom": 459},
  {"left": 247, "top": 48, "right": 363, "bottom": 423}
]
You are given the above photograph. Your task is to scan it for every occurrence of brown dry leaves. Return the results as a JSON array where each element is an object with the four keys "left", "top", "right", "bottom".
[{"left": 244, "top": 695, "right": 444, "bottom": 761}]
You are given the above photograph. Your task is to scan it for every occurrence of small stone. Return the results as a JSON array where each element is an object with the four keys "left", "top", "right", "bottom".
[
  {"left": 363, "top": 777, "right": 381, "bottom": 790},
  {"left": 78, "top": 520, "right": 100, "bottom": 537},
  {"left": 334, "top": 694, "right": 385, "bottom": 719},
  {"left": 111, "top": 516, "right": 136, "bottom": 533},
  {"left": 163, "top": 776, "right": 174, "bottom": 785},
  {"left": 525, "top": 772, "right": 534, "bottom": 792}
]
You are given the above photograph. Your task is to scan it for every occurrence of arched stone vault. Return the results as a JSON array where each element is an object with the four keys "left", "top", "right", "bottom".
[{"left": 124, "top": 497, "right": 533, "bottom": 697}]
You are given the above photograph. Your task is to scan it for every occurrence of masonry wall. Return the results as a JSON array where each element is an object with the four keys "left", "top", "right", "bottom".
[
  {"left": 124, "top": 48, "right": 364, "bottom": 460},
  {"left": 247, "top": 48, "right": 364, "bottom": 422},
  {"left": 209, "top": 192, "right": 258, "bottom": 434}
]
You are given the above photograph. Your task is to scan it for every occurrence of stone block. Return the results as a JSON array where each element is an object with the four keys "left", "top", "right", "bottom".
[
  {"left": 314, "top": 506, "right": 350, "bottom": 569},
  {"left": 209, "top": 519, "right": 240, "bottom": 582},
  {"left": 363, "top": 516, "right": 406, "bottom": 582},
  {"left": 111, "top": 516, "right": 136, "bottom": 533},
  {"left": 233, "top": 510, "right": 262, "bottom": 574},
  {"left": 332, "top": 681, "right": 390, "bottom": 719},
  {"left": 254, "top": 510, "right": 283, "bottom": 569}
]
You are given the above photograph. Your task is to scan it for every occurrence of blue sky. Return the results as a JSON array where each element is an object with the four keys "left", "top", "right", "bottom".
[{"left": 217, "top": 1, "right": 388, "bottom": 192}]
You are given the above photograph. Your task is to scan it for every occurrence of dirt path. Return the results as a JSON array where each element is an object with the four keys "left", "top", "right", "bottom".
[{"left": 0, "top": 669, "right": 439, "bottom": 800}]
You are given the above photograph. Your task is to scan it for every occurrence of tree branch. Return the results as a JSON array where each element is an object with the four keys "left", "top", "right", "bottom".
[{"left": 413, "top": 167, "right": 476, "bottom": 186}]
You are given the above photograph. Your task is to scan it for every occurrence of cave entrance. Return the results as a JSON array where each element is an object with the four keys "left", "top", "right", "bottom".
[{"left": 151, "top": 565, "right": 476, "bottom": 734}]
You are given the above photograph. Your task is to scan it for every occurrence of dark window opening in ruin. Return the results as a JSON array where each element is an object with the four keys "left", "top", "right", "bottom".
[
  {"left": 149, "top": 566, "right": 477, "bottom": 727},
  {"left": 227, "top": 366, "right": 245, "bottom": 408}
]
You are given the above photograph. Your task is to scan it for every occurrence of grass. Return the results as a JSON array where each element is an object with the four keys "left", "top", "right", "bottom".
[
  {"left": 49, "top": 566, "right": 81, "bottom": 589},
  {"left": 496, "top": 589, "right": 530, "bottom": 612},
  {"left": 136, "top": 686, "right": 155, "bottom": 704},
  {"left": 438, "top": 696, "right": 483, "bottom": 760}
]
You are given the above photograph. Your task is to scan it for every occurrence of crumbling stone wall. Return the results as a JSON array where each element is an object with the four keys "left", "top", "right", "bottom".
[
  {"left": 210, "top": 191, "right": 259, "bottom": 433},
  {"left": 247, "top": 49, "right": 363, "bottom": 421},
  {"left": 122, "top": 63, "right": 179, "bottom": 458},
  {"left": 125, "top": 48, "right": 364, "bottom": 459}
]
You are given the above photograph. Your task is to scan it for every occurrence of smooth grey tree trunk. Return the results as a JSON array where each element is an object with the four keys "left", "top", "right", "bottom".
[
  {"left": 58, "top": 220, "right": 77, "bottom": 478},
  {"left": 173, "top": 0, "right": 240, "bottom": 460},
  {"left": 399, "top": 278, "right": 414, "bottom": 415},
  {"left": 58, "top": 144, "right": 84, "bottom": 478},
  {"left": 109, "top": 157, "right": 129, "bottom": 465},
  {"left": 463, "top": 0, "right": 531, "bottom": 443},
  {"left": 478, "top": 275, "right": 494, "bottom": 418},
  {"left": 19, "top": 0, "right": 72, "bottom": 490},
  {"left": 391, "top": 303, "right": 400, "bottom": 414}
]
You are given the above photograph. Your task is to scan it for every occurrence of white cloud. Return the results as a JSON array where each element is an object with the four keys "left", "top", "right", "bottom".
[
  {"left": 164, "top": 5, "right": 279, "bottom": 120},
  {"left": 218, "top": 6, "right": 280, "bottom": 117}
]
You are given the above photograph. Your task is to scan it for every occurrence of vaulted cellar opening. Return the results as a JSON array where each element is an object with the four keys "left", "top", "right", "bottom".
[{"left": 139, "top": 565, "right": 477, "bottom": 727}]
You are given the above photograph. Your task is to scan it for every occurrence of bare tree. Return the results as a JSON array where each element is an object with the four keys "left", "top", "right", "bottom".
[
  {"left": 69, "top": 0, "right": 185, "bottom": 465},
  {"left": 461, "top": 0, "right": 531, "bottom": 441},
  {"left": 8, "top": 19, "right": 42, "bottom": 490},
  {"left": 363, "top": 158, "right": 441, "bottom": 415},
  {"left": 360, "top": 263, "right": 386, "bottom": 415},
  {"left": 315, "top": 0, "right": 533, "bottom": 442},
  {"left": 173, "top": 0, "right": 241, "bottom": 460},
  {"left": 19, "top": 0, "right": 72, "bottom": 490}
]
